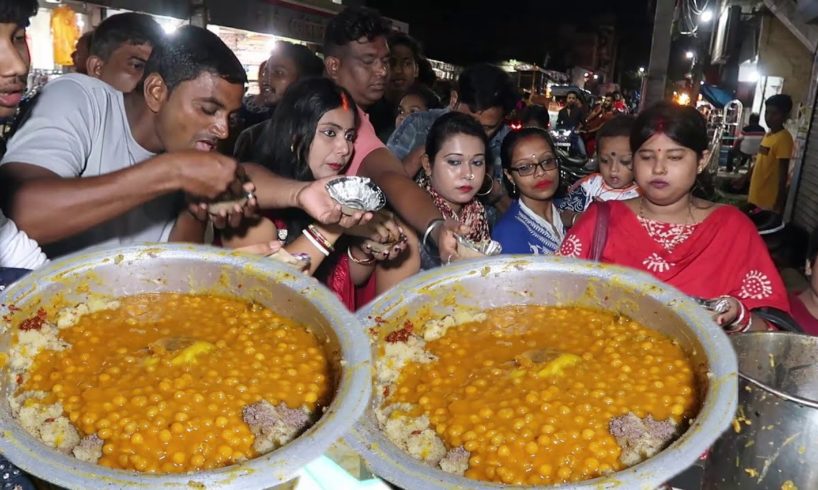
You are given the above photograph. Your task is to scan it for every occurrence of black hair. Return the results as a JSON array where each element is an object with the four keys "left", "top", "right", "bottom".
[
  {"left": 566, "top": 90, "right": 580, "bottom": 98},
  {"left": 425, "top": 111, "right": 488, "bottom": 163},
  {"left": 323, "top": 6, "right": 391, "bottom": 57},
  {"left": 0, "top": 0, "right": 37, "bottom": 28},
  {"left": 597, "top": 115, "right": 636, "bottom": 141},
  {"left": 89, "top": 13, "right": 164, "bottom": 61},
  {"left": 273, "top": 41, "right": 324, "bottom": 79},
  {"left": 401, "top": 83, "right": 441, "bottom": 110},
  {"left": 417, "top": 57, "right": 437, "bottom": 87},
  {"left": 457, "top": 63, "right": 519, "bottom": 115},
  {"left": 254, "top": 77, "right": 359, "bottom": 241},
  {"left": 765, "top": 94, "right": 793, "bottom": 114},
  {"left": 631, "top": 102, "right": 708, "bottom": 156},
  {"left": 748, "top": 112, "right": 761, "bottom": 125},
  {"left": 143, "top": 25, "right": 247, "bottom": 93},
  {"left": 259, "top": 77, "right": 359, "bottom": 181},
  {"left": 519, "top": 104, "right": 550, "bottom": 129},
  {"left": 432, "top": 79, "right": 455, "bottom": 107},
  {"left": 77, "top": 30, "right": 93, "bottom": 46},
  {"left": 500, "top": 127, "right": 558, "bottom": 197},
  {"left": 388, "top": 32, "right": 421, "bottom": 62}
]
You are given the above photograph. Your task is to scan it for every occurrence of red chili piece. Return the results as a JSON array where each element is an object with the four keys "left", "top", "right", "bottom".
[
  {"left": 19, "top": 308, "right": 47, "bottom": 331},
  {"left": 385, "top": 321, "right": 414, "bottom": 343}
]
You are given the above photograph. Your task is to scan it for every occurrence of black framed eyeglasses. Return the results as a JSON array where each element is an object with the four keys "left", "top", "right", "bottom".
[{"left": 509, "top": 157, "right": 559, "bottom": 176}]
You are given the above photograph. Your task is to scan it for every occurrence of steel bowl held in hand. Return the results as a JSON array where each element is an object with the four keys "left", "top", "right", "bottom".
[
  {"left": 325, "top": 176, "right": 387, "bottom": 215},
  {"left": 456, "top": 235, "right": 502, "bottom": 259}
]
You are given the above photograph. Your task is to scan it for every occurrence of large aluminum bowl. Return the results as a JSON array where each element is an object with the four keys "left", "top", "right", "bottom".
[
  {"left": 347, "top": 256, "right": 738, "bottom": 489},
  {"left": 0, "top": 244, "right": 371, "bottom": 489}
]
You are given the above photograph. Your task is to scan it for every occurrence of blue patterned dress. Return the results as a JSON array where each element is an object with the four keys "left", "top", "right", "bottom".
[{"left": 492, "top": 200, "right": 565, "bottom": 255}]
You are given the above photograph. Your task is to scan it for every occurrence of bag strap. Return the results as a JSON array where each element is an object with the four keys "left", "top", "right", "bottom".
[{"left": 590, "top": 201, "right": 610, "bottom": 262}]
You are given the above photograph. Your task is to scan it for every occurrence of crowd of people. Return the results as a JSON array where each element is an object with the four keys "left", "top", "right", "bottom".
[{"left": 0, "top": 1, "right": 812, "bottom": 335}]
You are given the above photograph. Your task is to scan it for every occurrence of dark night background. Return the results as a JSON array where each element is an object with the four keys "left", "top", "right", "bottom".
[{"left": 367, "top": 0, "right": 656, "bottom": 77}]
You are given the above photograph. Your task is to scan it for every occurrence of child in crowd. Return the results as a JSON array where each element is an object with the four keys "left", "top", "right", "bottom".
[
  {"left": 493, "top": 128, "right": 563, "bottom": 254},
  {"left": 223, "top": 78, "right": 408, "bottom": 310},
  {"left": 395, "top": 84, "right": 440, "bottom": 132},
  {"left": 748, "top": 94, "right": 794, "bottom": 214},
  {"left": 559, "top": 115, "right": 641, "bottom": 224},
  {"left": 419, "top": 112, "right": 490, "bottom": 269}
]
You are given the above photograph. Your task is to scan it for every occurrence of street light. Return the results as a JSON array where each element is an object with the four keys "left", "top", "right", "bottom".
[
  {"left": 685, "top": 51, "right": 695, "bottom": 60},
  {"left": 638, "top": 67, "right": 645, "bottom": 74},
  {"left": 700, "top": 10, "right": 713, "bottom": 22}
]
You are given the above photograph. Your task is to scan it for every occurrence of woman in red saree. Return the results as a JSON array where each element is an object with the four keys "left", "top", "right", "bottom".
[
  {"left": 560, "top": 102, "right": 789, "bottom": 332},
  {"left": 222, "top": 78, "right": 408, "bottom": 310}
]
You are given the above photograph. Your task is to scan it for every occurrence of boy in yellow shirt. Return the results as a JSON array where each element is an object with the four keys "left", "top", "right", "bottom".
[{"left": 748, "top": 94, "right": 793, "bottom": 213}]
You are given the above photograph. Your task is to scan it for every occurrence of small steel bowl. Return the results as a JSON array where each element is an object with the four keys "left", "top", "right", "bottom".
[
  {"left": 325, "top": 177, "right": 387, "bottom": 215},
  {"left": 456, "top": 235, "right": 503, "bottom": 258}
]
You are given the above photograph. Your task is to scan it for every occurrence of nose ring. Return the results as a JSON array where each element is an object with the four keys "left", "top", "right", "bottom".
[{"left": 466, "top": 173, "right": 475, "bottom": 181}]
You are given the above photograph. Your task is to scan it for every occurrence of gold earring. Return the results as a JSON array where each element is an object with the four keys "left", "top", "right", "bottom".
[{"left": 477, "top": 175, "right": 494, "bottom": 196}]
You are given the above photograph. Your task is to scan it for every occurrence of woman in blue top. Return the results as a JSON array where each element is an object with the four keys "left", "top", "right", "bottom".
[{"left": 492, "top": 128, "right": 565, "bottom": 254}]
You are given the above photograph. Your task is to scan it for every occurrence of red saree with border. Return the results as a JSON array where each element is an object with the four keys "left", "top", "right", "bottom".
[{"left": 559, "top": 201, "right": 789, "bottom": 313}]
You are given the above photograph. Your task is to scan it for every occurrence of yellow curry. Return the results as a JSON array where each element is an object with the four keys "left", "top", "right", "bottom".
[
  {"left": 21, "top": 293, "right": 332, "bottom": 473},
  {"left": 386, "top": 306, "right": 699, "bottom": 485}
]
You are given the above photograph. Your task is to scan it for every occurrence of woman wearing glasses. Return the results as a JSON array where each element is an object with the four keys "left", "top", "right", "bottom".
[{"left": 492, "top": 128, "right": 565, "bottom": 255}]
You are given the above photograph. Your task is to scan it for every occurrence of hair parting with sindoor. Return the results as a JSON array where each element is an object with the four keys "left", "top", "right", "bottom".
[{"left": 631, "top": 102, "right": 714, "bottom": 201}]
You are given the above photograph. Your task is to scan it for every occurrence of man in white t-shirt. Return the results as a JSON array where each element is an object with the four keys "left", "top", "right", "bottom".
[
  {"left": 0, "top": 0, "right": 47, "bottom": 271},
  {"left": 0, "top": 24, "right": 360, "bottom": 260},
  {"left": 0, "top": 26, "right": 248, "bottom": 258}
]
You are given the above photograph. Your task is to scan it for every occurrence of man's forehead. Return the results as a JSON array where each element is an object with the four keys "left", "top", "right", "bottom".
[
  {"left": 176, "top": 72, "right": 244, "bottom": 108},
  {"left": 348, "top": 36, "right": 389, "bottom": 55},
  {"left": 113, "top": 42, "right": 152, "bottom": 58}
]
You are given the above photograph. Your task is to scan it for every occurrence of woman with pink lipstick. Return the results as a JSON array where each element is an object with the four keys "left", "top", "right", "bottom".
[
  {"left": 560, "top": 102, "right": 789, "bottom": 333},
  {"left": 492, "top": 127, "right": 565, "bottom": 255},
  {"left": 223, "top": 78, "right": 408, "bottom": 310},
  {"left": 418, "top": 112, "right": 490, "bottom": 269}
]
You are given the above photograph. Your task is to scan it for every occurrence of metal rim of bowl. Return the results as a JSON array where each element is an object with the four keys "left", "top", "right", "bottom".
[
  {"left": 346, "top": 255, "right": 738, "bottom": 490},
  {"left": 0, "top": 244, "right": 372, "bottom": 489},
  {"left": 733, "top": 332, "right": 818, "bottom": 409}
]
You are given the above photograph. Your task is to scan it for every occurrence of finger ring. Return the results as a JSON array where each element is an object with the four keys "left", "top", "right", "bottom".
[
  {"left": 245, "top": 190, "right": 256, "bottom": 202},
  {"left": 446, "top": 254, "right": 453, "bottom": 264}
]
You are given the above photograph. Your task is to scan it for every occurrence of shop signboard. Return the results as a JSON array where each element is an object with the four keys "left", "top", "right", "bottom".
[{"left": 205, "top": 0, "right": 335, "bottom": 45}]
